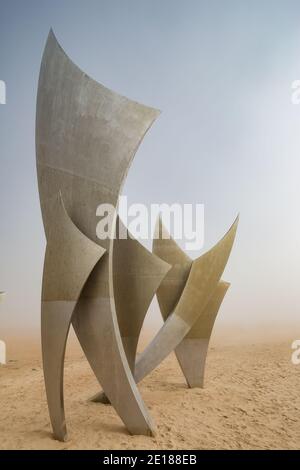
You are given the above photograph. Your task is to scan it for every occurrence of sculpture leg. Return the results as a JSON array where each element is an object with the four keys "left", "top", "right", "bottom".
[
  {"left": 134, "top": 314, "right": 190, "bottom": 383},
  {"left": 87, "top": 225, "right": 170, "bottom": 407},
  {"left": 174, "top": 281, "right": 230, "bottom": 388},
  {"left": 41, "top": 193, "right": 106, "bottom": 441},
  {"left": 41, "top": 301, "right": 75, "bottom": 441},
  {"left": 88, "top": 338, "right": 138, "bottom": 404},
  {"left": 89, "top": 338, "right": 136, "bottom": 404},
  {"left": 175, "top": 338, "right": 209, "bottom": 388},
  {"left": 72, "top": 297, "right": 155, "bottom": 436},
  {"left": 72, "top": 256, "right": 155, "bottom": 437}
]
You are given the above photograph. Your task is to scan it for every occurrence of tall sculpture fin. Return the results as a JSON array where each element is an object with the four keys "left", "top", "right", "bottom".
[
  {"left": 135, "top": 216, "right": 239, "bottom": 383},
  {"left": 153, "top": 218, "right": 231, "bottom": 387},
  {"left": 90, "top": 218, "right": 171, "bottom": 403},
  {"left": 113, "top": 219, "right": 171, "bottom": 371},
  {"left": 41, "top": 192, "right": 105, "bottom": 441},
  {"left": 72, "top": 217, "right": 157, "bottom": 436},
  {"left": 153, "top": 218, "right": 192, "bottom": 318},
  {"left": 36, "top": 29, "right": 160, "bottom": 241},
  {"left": 36, "top": 30, "right": 160, "bottom": 438}
]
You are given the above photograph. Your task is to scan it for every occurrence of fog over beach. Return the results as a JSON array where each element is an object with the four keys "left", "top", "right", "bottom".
[
  {"left": 1, "top": 0, "right": 300, "bottom": 335},
  {"left": 1, "top": 0, "right": 300, "bottom": 451}
]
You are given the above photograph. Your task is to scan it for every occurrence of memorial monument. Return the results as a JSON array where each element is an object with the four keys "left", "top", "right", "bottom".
[{"left": 36, "top": 30, "right": 238, "bottom": 441}]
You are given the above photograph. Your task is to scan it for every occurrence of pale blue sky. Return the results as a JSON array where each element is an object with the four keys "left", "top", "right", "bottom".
[{"left": 1, "top": 0, "right": 300, "bottom": 333}]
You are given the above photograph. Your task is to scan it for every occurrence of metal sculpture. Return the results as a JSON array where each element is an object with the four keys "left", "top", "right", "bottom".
[
  {"left": 92, "top": 216, "right": 238, "bottom": 401},
  {"left": 36, "top": 30, "right": 168, "bottom": 441},
  {"left": 134, "top": 215, "right": 238, "bottom": 383},
  {"left": 36, "top": 30, "right": 239, "bottom": 441},
  {"left": 152, "top": 218, "right": 232, "bottom": 388}
]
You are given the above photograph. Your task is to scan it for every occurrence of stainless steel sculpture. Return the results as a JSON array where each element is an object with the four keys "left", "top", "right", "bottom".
[
  {"left": 134, "top": 215, "right": 238, "bottom": 383},
  {"left": 90, "top": 219, "right": 170, "bottom": 405},
  {"left": 152, "top": 218, "right": 232, "bottom": 388},
  {"left": 36, "top": 30, "right": 168, "bottom": 441},
  {"left": 92, "top": 217, "right": 238, "bottom": 402},
  {"left": 36, "top": 30, "right": 239, "bottom": 441}
]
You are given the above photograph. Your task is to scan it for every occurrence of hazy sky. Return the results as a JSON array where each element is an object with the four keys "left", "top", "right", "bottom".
[{"left": 1, "top": 0, "right": 300, "bottom": 334}]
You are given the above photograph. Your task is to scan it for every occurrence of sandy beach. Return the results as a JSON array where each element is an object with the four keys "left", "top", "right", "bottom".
[{"left": 0, "top": 328, "right": 299, "bottom": 450}]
